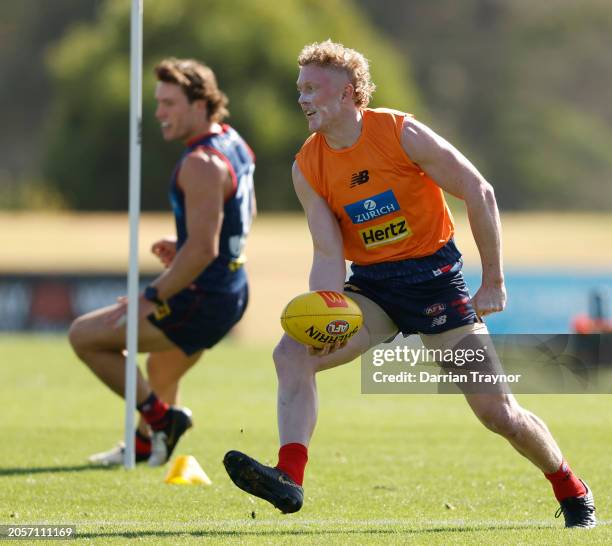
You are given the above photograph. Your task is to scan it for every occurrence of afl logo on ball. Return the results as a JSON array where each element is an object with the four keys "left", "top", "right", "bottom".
[
  {"left": 424, "top": 303, "right": 446, "bottom": 317},
  {"left": 326, "top": 319, "right": 350, "bottom": 335}
]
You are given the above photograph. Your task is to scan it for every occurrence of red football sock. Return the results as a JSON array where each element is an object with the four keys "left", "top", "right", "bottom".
[
  {"left": 136, "top": 392, "right": 169, "bottom": 431},
  {"left": 276, "top": 443, "right": 308, "bottom": 486},
  {"left": 544, "top": 460, "right": 587, "bottom": 501}
]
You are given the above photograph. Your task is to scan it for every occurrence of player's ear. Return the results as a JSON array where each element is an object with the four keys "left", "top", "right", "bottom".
[
  {"left": 193, "top": 98, "right": 208, "bottom": 115},
  {"left": 341, "top": 84, "right": 354, "bottom": 102}
]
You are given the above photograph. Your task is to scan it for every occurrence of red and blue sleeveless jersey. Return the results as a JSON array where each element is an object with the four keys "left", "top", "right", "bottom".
[{"left": 170, "top": 124, "right": 255, "bottom": 292}]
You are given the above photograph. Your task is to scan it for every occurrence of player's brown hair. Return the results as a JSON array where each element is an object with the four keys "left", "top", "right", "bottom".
[
  {"left": 154, "top": 58, "right": 229, "bottom": 122},
  {"left": 298, "top": 40, "right": 376, "bottom": 108}
]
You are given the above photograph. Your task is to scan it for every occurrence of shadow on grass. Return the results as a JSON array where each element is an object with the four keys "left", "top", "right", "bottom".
[
  {"left": 77, "top": 523, "right": 555, "bottom": 540},
  {"left": 0, "top": 464, "right": 118, "bottom": 476}
]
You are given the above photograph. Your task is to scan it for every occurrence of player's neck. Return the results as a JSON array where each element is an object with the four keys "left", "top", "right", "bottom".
[
  {"left": 184, "top": 121, "right": 222, "bottom": 145},
  {"left": 322, "top": 109, "right": 363, "bottom": 150}
]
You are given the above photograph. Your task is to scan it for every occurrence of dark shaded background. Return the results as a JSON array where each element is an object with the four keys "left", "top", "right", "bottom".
[{"left": 1, "top": 0, "right": 611, "bottom": 211}]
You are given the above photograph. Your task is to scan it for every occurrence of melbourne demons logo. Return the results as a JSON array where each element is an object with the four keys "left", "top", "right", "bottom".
[{"left": 317, "top": 291, "right": 349, "bottom": 308}]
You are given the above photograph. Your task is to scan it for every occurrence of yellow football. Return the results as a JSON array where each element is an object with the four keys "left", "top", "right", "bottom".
[{"left": 280, "top": 291, "right": 363, "bottom": 349}]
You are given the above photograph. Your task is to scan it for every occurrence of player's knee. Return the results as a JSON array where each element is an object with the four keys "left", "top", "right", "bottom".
[
  {"left": 68, "top": 316, "right": 88, "bottom": 358},
  {"left": 273, "top": 339, "right": 294, "bottom": 374},
  {"left": 273, "top": 338, "right": 311, "bottom": 381},
  {"left": 477, "top": 402, "right": 522, "bottom": 438}
]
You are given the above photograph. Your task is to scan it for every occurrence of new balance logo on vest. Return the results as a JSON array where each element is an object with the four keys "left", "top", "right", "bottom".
[{"left": 350, "top": 170, "right": 369, "bottom": 187}]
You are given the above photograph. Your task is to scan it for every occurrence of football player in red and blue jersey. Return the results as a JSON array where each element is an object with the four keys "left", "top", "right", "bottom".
[{"left": 70, "top": 58, "right": 255, "bottom": 467}]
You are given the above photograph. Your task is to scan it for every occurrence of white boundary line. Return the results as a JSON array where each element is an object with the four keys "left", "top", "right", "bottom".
[{"left": 56, "top": 519, "right": 612, "bottom": 527}]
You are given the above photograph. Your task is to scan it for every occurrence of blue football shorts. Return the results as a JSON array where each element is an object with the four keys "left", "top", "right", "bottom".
[
  {"left": 147, "top": 282, "right": 248, "bottom": 355},
  {"left": 344, "top": 244, "right": 478, "bottom": 336}
]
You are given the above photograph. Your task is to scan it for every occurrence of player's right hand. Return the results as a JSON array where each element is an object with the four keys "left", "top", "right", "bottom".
[
  {"left": 307, "top": 340, "right": 347, "bottom": 357},
  {"left": 103, "top": 294, "right": 157, "bottom": 328},
  {"left": 151, "top": 237, "right": 177, "bottom": 267},
  {"left": 103, "top": 296, "right": 128, "bottom": 328}
]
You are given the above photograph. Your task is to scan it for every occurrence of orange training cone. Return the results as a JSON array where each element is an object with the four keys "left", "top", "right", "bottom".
[{"left": 164, "top": 455, "right": 212, "bottom": 486}]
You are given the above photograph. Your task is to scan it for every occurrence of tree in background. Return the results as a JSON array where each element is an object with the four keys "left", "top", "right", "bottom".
[
  {"left": 0, "top": 0, "right": 98, "bottom": 209},
  {"left": 358, "top": 0, "right": 612, "bottom": 210},
  {"left": 42, "top": 0, "right": 421, "bottom": 211},
  {"left": 5, "top": 0, "right": 611, "bottom": 211}
]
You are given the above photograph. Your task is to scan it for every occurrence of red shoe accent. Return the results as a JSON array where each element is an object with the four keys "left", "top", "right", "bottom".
[{"left": 276, "top": 443, "right": 308, "bottom": 486}]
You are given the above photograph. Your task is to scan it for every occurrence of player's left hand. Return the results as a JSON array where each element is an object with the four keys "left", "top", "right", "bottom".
[
  {"left": 151, "top": 237, "right": 177, "bottom": 267},
  {"left": 471, "top": 283, "right": 506, "bottom": 318}
]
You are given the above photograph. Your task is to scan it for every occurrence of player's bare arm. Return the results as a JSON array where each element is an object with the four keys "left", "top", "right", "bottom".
[
  {"left": 292, "top": 161, "right": 345, "bottom": 293},
  {"left": 250, "top": 191, "right": 258, "bottom": 219},
  {"left": 400, "top": 117, "right": 506, "bottom": 316},
  {"left": 151, "top": 151, "right": 228, "bottom": 300},
  {"left": 103, "top": 232, "right": 181, "bottom": 325},
  {"left": 292, "top": 161, "right": 347, "bottom": 355}
]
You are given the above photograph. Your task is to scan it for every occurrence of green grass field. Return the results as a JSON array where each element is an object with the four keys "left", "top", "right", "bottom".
[{"left": 2, "top": 335, "right": 611, "bottom": 544}]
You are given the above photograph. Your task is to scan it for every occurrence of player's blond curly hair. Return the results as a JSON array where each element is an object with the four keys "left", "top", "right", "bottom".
[
  {"left": 298, "top": 40, "right": 376, "bottom": 108},
  {"left": 155, "top": 58, "right": 229, "bottom": 122}
]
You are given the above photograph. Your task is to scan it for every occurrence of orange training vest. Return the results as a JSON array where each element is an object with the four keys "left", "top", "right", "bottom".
[{"left": 295, "top": 108, "right": 455, "bottom": 265}]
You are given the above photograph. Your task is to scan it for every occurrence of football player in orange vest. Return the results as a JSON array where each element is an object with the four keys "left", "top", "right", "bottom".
[{"left": 223, "top": 41, "right": 595, "bottom": 528}]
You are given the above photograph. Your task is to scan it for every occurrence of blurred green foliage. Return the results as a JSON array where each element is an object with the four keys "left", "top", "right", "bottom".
[
  {"left": 359, "top": 0, "right": 612, "bottom": 209},
  {"left": 41, "top": 0, "right": 420, "bottom": 211},
  {"left": 0, "top": 0, "right": 98, "bottom": 210},
  {"left": 1, "top": 0, "right": 611, "bottom": 211}
]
